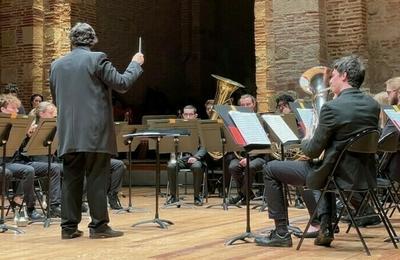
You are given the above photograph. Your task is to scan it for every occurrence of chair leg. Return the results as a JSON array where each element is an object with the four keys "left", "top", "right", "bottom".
[
  {"left": 337, "top": 189, "right": 371, "bottom": 256},
  {"left": 369, "top": 191, "right": 399, "bottom": 248},
  {"left": 296, "top": 190, "right": 326, "bottom": 251}
]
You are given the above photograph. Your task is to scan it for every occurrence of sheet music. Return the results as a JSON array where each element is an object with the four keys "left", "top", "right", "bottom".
[
  {"left": 384, "top": 108, "right": 400, "bottom": 131},
  {"left": 228, "top": 111, "right": 271, "bottom": 145},
  {"left": 262, "top": 114, "right": 299, "bottom": 144},
  {"left": 297, "top": 108, "right": 313, "bottom": 129}
]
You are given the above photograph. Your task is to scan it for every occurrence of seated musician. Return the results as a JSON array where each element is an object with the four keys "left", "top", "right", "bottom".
[
  {"left": 0, "top": 94, "right": 43, "bottom": 220},
  {"left": 166, "top": 105, "right": 206, "bottom": 206},
  {"left": 380, "top": 77, "right": 400, "bottom": 184},
  {"left": 34, "top": 101, "right": 126, "bottom": 210},
  {"left": 10, "top": 100, "right": 63, "bottom": 218},
  {"left": 228, "top": 94, "right": 266, "bottom": 205},
  {"left": 255, "top": 55, "right": 380, "bottom": 247}
]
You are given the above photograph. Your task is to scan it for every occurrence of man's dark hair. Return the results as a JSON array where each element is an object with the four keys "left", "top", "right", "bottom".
[
  {"left": 332, "top": 55, "right": 365, "bottom": 89},
  {"left": 276, "top": 94, "right": 294, "bottom": 106}
]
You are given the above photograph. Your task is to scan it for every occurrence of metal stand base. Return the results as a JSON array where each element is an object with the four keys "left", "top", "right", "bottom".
[
  {"left": 116, "top": 206, "right": 148, "bottom": 214},
  {"left": 0, "top": 223, "right": 24, "bottom": 234},
  {"left": 132, "top": 218, "right": 173, "bottom": 229},
  {"left": 225, "top": 231, "right": 254, "bottom": 245},
  {"left": 163, "top": 200, "right": 193, "bottom": 209}
]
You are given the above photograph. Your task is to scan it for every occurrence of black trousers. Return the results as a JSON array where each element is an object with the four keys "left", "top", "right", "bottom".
[
  {"left": 264, "top": 160, "right": 334, "bottom": 224},
  {"left": 61, "top": 152, "right": 110, "bottom": 231}
]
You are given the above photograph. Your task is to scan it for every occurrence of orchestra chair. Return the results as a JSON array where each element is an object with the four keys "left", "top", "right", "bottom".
[
  {"left": 376, "top": 131, "right": 400, "bottom": 218},
  {"left": 297, "top": 129, "right": 398, "bottom": 256}
]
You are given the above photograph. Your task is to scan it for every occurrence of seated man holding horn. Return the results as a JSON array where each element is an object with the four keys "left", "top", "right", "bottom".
[{"left": 255, "top": 55, "right": 380, "bottom": 247}]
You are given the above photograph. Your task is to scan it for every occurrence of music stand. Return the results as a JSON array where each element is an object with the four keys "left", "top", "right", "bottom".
[
  {"left": 198, "top": 120, "right": 243, "bottom": 210},
  {"left": 147, "top": 119, "right": 198, "bottom": 208},
  {"left": 261, "top": 114, "right": 303, "bottom": 235},
  {"left": 25, "top": 118, "right": 58, "bottom": 228},
  {"left": 130, "top": 130, "right": 188, "bottom": 229},
  {"left": 0, "top": 114, "right": 32, "bottom": 233},
  {"left": 114, "top": 122, "right": 147, "bottom": 214},
  {"left": 213, "top": 105, "right": 271, "bottom": 245}
]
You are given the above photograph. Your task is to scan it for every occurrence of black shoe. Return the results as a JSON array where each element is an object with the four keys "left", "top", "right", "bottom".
[
  {"left": 81, "top": 202, "right": 89, "bottom": 213},
  {"left": 342, "top": 214, "right": 381, "bottom": 227},
  {"left": 255, "top": 230, "right": 292, "bottom": 247},
  {"left": 294, "top": 198, "right": 305, "bottom": 209},
  {"left": 314, "top": 227, "right": 334, "bottom": 247},
  {"left": 108, "top": 193, "right": 123, "bottom": 210},
  {"left": 194, "top": 196, "right": 203, "bottom": 206},
  {"left": 229, "top": 195, "right": 243, "bottom": 205},
  {"left": 27, "top": 208, "right": 44, "bottom": 221},
  {"left": 62, "top": 229, "right": 84, "bottom": 239},
  {"left": 50, "top": 204, "right": 62, "bottom": 218},
  {"left": 89, "top": 226, "right": 124, "bottom": 239},
  {"left": 166, "top": 195, "right": 178, "bottom": 205}
]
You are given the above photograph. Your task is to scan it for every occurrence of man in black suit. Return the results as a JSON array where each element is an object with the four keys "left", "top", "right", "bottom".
[
  {"left": 166, "top": 105, "right": 207, "bottom": 206},
  {"left": 50, "top": 22, "right": 144, "bottom": 239},
  {"left": 255, "top": 55, "right": 380, "bottom": 247}
]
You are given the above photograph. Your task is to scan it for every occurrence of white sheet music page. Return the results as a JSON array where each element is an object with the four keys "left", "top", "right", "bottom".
[
  {"left": 297, "top": 108, "right": 313, "bottom": 129},
  {"left": 228, "top": 111, "right": 271, "bottom": 145},
  {"left": 384, "top": 107, "right": 400, "bottom": 131},
  {"left": 262, "top": 114, "right": 299, "bottom": 144}
]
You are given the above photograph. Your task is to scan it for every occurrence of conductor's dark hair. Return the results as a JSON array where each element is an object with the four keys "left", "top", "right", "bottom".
[{"left": 69, "top": 22, "right": 98, "bottom": 48}]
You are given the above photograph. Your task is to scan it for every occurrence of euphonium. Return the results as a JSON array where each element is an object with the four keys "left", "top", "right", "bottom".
[{"left": 208, "top": 74, "right": 244, "bottom": 160}]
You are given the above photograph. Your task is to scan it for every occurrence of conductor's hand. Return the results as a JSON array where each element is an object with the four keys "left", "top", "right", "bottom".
[
  {"left": 187, "top": 157, "right": 198, "bottom": 164},
  {"left": 132, "top": 52, "right": 144, "bottom": 65}
]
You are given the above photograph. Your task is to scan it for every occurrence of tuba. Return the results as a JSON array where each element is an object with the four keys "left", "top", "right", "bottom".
[
  {"left": 270, "top": 66, "right": 330, "bottom": 161},
  {"left": 208, "top": 74, "right": 244, "bottom": 160},
  {"left": 299, "top": 66, "right": 330, "bottom": 137}
]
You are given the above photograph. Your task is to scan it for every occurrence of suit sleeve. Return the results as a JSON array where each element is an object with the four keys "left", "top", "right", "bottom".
[
  {"left": 95, "top": 52, "right": 143, "bottom": 93},
  {"left": 49, "top": 63, "right": 57, "bottom": 106},
  {"left": 301, "top": 104, "right": 336, "bottom": 158},
  {"left": 193, "top": 146, "right": 207, "bottom": 160}
]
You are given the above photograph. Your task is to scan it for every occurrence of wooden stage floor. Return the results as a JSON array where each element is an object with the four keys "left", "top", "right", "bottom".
[{"left": 1, "top": 187, "right": 399, "bottom": 259}]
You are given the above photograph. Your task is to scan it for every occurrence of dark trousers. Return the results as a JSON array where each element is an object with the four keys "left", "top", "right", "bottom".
[
  {"left": 264, "top": 160, "right": 332, "bottom": 224},
  {"left": 167, "top": 159, "right": 204, "bottom": 198},
  {"left": 61, "top": 152, "right": 110, "bottom": 232},
  {"left": 229, "top": 157, "right": 265, "bottom": 195}
]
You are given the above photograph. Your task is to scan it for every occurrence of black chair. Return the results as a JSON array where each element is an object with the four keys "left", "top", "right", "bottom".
[
  {"left": 376, "top": 131, "right": 400, "bottom": 217},
  {"left": 296, "top": 129, "right": 398, "bottom": 256}
]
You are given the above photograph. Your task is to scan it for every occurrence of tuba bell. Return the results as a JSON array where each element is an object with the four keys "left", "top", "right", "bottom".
[
  {"left": 208, "top": 75, "right": 244, "bottom": 160},
  {"left": 299, "top": 66, "right": 330, "bottom": 138}
]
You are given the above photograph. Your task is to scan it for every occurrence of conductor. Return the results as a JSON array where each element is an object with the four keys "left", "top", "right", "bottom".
[{"left": 50, "top": 22, "right": 144, "bottom": 239}]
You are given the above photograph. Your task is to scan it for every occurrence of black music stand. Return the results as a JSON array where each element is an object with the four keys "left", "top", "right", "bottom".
[
  {"left": 114, "top": 122, "right": 147, "bottom": 214},
  {"left": 130, "top": 130, "right": 189, "bottom": 229},
  {"left": 25, "top": 118, "right": 58, "bottom": 228},
  {"left": 213, "top": 106, "right": 271, "bottom": 245},
  {"left": 0, "top": 114, "right": 31, "bottom": 233},
  {"left": 261, "top": 114, "right": 303, "bottom": 235},
  {"left": 147, "top": 119, "right": 198, "bottom": 208},
  {"left": 198, "top": 120, "right": 242, "bottom": 210}
]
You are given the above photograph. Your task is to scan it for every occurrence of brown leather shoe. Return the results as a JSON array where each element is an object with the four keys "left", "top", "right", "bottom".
[
  {"left": 89, "top": 226, "right": 124, "bottom": 239},
  {"left": 61, "top": 229, "right": 84, "bottom": 239}
]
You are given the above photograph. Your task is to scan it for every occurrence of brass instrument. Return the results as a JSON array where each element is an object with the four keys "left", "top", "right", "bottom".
[
  {"left": 270, "top": 66, "right": 330, "bottom": 161},
  {"left": 208, "top": 74, "right": 245, "bottom": 160},
  {"left": 299, "top": 66, "right": 330, "bottom": 138}
]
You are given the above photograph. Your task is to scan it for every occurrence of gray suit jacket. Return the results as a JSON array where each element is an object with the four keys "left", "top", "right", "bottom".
[
  {"left": 301, "top": 88, "right": 380, "bottom": 190},
  {"left": 50, "top": 46, "right": 143, "bottom": 156}
]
